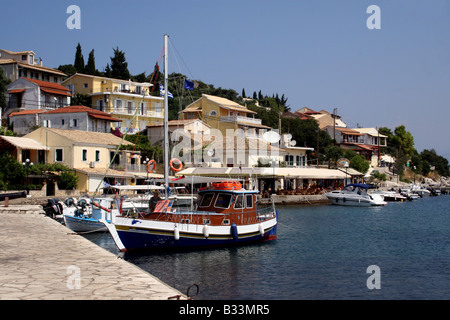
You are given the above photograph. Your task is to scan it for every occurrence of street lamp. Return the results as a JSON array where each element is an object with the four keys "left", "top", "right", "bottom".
[{"left": 22, "top": 158, "right": 34, "bottom": 195}]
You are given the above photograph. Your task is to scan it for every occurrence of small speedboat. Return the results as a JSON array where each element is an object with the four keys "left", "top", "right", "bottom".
[
  {"left": 63, "top": 197, "right": 117, "bottom": 233},
  {"left": 325, "top": 183, "right": 387, "bottom": 207},
  {"left": 371, "top": 190, "right": 407, "bottom": 202}
]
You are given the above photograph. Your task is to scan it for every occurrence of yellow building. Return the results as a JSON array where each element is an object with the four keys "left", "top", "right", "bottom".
[
  {"left": 180, "top": 94, "right": 271, "bottom": 136},
  {"left": 62, "top": 73, "right": 164, "bottom": 133},
  {"left": 24, "top": 127, "right": 137, "bottom": 193}
]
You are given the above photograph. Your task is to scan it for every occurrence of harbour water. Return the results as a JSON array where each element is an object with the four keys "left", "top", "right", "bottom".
[{"left": 84, "top": 195, "right": 450, "bottom": 300}]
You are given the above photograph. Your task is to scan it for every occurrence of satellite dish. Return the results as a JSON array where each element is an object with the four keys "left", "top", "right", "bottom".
[
  {"left": 290, "top": 140, "right": 297, "bottom": 146},
  {"left": 263, "top": 131, "right": 280, "bottom": 144},
  {"left": 286, "top": 133, "right": 292, "bottom": 140},
  {"left": 206, "top": 149, "right": 214, "bottom": 157}
]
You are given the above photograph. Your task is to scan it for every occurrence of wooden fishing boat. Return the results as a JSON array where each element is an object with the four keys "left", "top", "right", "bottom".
[{"left": 103, "top": 181, "right": 278, "bottom": 251}]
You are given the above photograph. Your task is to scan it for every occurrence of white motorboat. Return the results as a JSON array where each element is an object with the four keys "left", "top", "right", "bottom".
[
  {"left": 371, "top": 190, "right": 407, "bottom": 202},
  {"left": 325, "top": 183, "right": 387, "bottom": 207},
  {"left": 410, "top": 184, "right": 431, "bottom": 197},
  {"left": 62, "top": 197, "right": 117, "bottom": 233}
]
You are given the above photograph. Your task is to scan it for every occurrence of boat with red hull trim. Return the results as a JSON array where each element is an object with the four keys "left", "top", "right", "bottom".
[{"left": 102, "top": 181, "right": 278, "bottom": 251}]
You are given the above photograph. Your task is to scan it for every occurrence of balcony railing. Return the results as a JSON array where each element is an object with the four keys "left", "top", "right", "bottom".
[{"left": 221, "top": 116, "right": 262, "bottom": 125}]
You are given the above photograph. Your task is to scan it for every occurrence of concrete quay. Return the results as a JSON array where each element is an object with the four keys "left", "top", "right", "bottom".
[{"left": 0, "top": 208, "right": 185, "bottom": 300}]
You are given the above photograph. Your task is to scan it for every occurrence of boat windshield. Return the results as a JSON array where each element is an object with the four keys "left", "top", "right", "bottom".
[
  {"left": 198, "top": 192, "right": 215, "bottom": 207},
  {"left": 214, "top": 193, "right": 232, "bottom": 209}
]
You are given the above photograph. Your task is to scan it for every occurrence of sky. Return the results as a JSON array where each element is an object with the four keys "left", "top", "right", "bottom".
[{"left": 1, "top": 0, "right": 449, "bottom": 160}]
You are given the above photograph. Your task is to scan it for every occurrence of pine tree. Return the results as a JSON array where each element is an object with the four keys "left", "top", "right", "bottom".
[
  {"left": 110, "top": 47, "right": 130, "bottom": 80},
  {"left": 242, "top": 88, "right": 246, "bottom": 98},
  {"left": 104, "top": 63, "right": 112, "bottom": 77},
  {"left": 74, "top": 43, "right": 84, "bottom": 73},
  {"left": 85, "top": 49, "right": 96, "bottom": 75}
]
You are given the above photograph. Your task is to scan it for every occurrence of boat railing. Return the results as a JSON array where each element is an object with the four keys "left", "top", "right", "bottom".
[{"left": 256, "top": 198, "right": 276, "bottom": 221}]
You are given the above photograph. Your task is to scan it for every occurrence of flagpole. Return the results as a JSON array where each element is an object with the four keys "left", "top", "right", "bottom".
[{"left": 163, "top": 34, "right": 170, "bottom": 200}]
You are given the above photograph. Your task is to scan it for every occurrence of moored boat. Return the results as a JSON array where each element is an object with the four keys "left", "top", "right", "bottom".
[
  {"left": 104, "top": 181, "right": 278, "bottom": 251},
  {"left": 63, "top": 197, "right": 116, "bottom": 233},
  {"left": 325, "top": 183, "right": 387, "bottom": 207}
]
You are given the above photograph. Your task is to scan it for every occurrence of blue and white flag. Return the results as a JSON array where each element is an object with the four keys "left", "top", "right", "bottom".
[
  {"left": 159, "top": 84, "right": 173, "bottom": 98},
  {"left": 184, "top": 79, "right": 194, "bottom": 90}
]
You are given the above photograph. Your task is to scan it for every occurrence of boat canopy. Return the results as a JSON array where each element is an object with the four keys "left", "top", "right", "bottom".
[{"left": 346, "top": 183, "right": 376, "bottom": 189}]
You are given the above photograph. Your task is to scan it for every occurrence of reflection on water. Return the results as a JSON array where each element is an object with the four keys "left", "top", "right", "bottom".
[{"left": 84, "top": 196, "right": 450, "bottom": 299}]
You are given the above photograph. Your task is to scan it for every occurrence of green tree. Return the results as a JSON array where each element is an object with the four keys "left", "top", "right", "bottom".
[
  {"left": 391, "top": 125, "right": 416, "bottom": 158},
  {"left": 0, "top": 68, "right": 11, "bottom": 110},
  {"left": 57, "top": 64, "right": 77, "bottom": 78},
  {"left": 110, "top": 47, "right": 130, "bottom": 80},
  {"left": 324, "top": 144, "right": 344, "bottom": 168},
  {"left": 85, "top": 49, "right": 96, "bottom": 75},
  {"left": 74, "top": 43, "right": 85, "bottom": 73},
  {"left": 421, "top": 149, "right": 450, "bottom": 176},
  {"left": 57, "top": 171, "right": 79, "bottom": 190}
]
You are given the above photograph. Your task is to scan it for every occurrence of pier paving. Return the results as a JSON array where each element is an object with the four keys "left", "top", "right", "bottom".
[{"left": 0, "top": 210, "right": 185, "bottom": 300}]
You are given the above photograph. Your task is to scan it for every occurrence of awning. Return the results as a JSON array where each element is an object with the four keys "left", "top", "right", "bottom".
[
  {"left": 0, "top": 136, "right": 48, "bottom": 150},
  {"left": 8, "top": 89, "right": 25, "bottom": 94},
  {"left": 177, "top": 167, "right": 348, "bottom": 179},
  {"left": 74, "top": 167, "right": 136, "bottom": 178},
  {"left": 89, "top": 113, "right": 122, "bottom": 122},
  {"left": 40, "top": 88, "right": 71, "bottom": 96}
]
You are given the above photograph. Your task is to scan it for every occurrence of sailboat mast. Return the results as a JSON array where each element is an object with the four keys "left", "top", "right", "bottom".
[{"left": 163, "top": 34, "right": 170, "bottom": 199}]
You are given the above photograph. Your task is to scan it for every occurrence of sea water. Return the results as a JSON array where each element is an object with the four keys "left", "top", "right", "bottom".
[{"left": 84, "top": 195, "right": 450, "bottom": 300}]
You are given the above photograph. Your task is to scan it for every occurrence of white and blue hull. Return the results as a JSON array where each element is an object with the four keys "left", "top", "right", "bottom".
[
  {"left": 64, "top": 215, "right": 110, "bottom": 233},
  {"left": 106, "top": 213, "right": 278, "bottom": 251}
]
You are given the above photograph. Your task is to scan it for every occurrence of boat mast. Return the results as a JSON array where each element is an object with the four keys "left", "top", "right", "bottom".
[{"left": 163, "top": 34, "right": 170, "bottom": 199}]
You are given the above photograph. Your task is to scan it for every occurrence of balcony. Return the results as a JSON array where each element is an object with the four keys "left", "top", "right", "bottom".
[
  {"left": 221, "top": 116, "right": 262, "bottom": 125},
  {"left": 342, "top": 137, "right": 365, "bottom": 144}
]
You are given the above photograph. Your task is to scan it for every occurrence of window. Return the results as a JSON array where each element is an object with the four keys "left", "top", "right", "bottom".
[
  {"left": 127, "top": 101, "right": 134, "bottom": 114},
  {"left": 199, "top": 193, "right": 214, "bottom": 208},
  {"left": 246, "top": 194, "right": 253, "bottom": 208},
  {"left": 139, "top": 102, "right": 146, "bottom": 115},
  {"left": 95, "top": 150, "right": 100, "bottom": 162},
  {"left": 61, "top": 119, "right": 65, "bottom": 125},
  {"left": 55, "top": 149, "right": 63, "bottom": 162},
  {"left": 234, "top": 195, "right": 244, "bottom": 209},
  {"left": 72, "top": 119, "right": 78, "bottom": 127},
  {"left": 97, "top": 99, "right": 105, "bottom": 112},
  {"left": 115, "top": 99, "right": 123, "bottom": 112},
  {"left": 214, "top": 193, "right": 232, "bottom": 209},
  {"left": 83, "top": 83, "right": 88, "bottom": 88},
  {"left": 155, "top": 103, "right": 162, "bottom": 117},
  {"left": 285, "top": 155, "right": 294, "bottom": 166},
  {"left": 209, "top": 110, "right": 217, "bottom": 117},
  {"left": 82, "top": 149, "right": 88, "bottom": 161},
  {"left": 22, "top": 55, "right": 27, "bottom": 61},
  {"left": 110, "top": 151, "right": 120, "bottom": 165}
]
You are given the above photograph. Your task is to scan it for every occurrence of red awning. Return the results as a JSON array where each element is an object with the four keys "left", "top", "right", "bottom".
[
  {"left": 40, "top": 88, "right": 71, "bottom": 96},
  {"left": 8, "top": 89, "right": 25, "bottom": 94}
]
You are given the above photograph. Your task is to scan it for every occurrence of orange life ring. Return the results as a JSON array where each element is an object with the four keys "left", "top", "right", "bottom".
[
  {"left": 169, "top": 158, "right": 183, "bottom": 172},
  {"left": 146, "top": 160, "right": 156, "bottom": 173},
  {"left": 213, "top": 181, "right": 242, "bottom": 190}
]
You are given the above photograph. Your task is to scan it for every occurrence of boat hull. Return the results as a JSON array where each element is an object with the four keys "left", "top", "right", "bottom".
[
  {"left": 64, "top": 214, "right": 110, "bottom": 233},
  {"left": 326, "top": 194, "right": 386, "bottom": 207},
  {"left": 111, "top": 214, "right": 278, "bottom": 251}
]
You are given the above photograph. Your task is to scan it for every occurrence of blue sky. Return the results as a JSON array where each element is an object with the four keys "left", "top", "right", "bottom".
[{"left": 1, "top": 0, "right": 449, "bottom": 160}]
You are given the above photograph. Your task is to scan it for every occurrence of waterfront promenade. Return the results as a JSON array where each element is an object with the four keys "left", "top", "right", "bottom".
[{"left": 0, "top": 207, "right": 185, "bottom": 300}]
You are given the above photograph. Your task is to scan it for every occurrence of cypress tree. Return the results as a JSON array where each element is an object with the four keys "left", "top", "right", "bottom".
[
  {"left": 74, "top": 43, "right": 84, "bottom": 73},
  {"left": 85, "top": 49, "right": 96, "bottom": 75}
]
